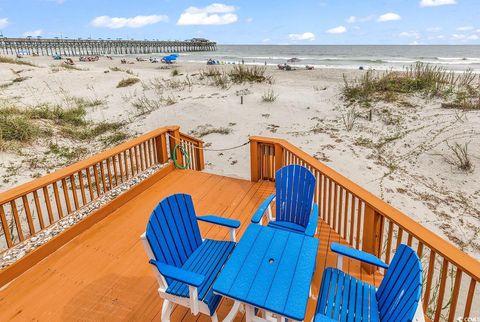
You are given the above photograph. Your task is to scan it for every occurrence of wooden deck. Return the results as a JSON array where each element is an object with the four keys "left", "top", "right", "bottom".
[{"left": 0, "top": 169, "right": 382, "bottom": 321}]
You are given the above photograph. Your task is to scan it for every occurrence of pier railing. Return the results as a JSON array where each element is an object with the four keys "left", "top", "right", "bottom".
[
  {"left": 0, "top": 126, "right": 204, "bottom": 252},
  {"left": 250, "top": 136, "right": 479, "bottom": 322}
]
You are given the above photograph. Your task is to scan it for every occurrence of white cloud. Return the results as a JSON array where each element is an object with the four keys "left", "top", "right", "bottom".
[
  {"left": 0, "top": 18, "right": 8, "bottom": 29},
  {"left": 346, "top": 15, "right": 374, "bottom": 23},
  {"left": 326, "top": 26, "right": 347, "bottom": 34},
  {"left": 288, "top": 32, "right": 316, "bottom": 41},
  {"left": 262, "top": 38, "right": 271, "bottom": 43},
  {"left": 91, "top": 15, "right": 168, "bottom": 29},
  {"left": 399, "top": 31, "right": 420, "bottom": 39},
  {"left": 246, "top": 17, "right": 253, "bottom": 23},
  {"left": 420, "top": 0, "right": 457, "bottom": 7},
  {"left": 452, "top": 34, "right": 466, "bottom": 40},
  {"left": 452, "top": 33, "right": 479, "bottom": 41},
  {"left": 409, "top": 41, "right": 421, "bottom": 45},
  {"left": 23, "top": 29, "right": 43, "bottom": 37},
  {"left": 427, "top": 27, "right": 442, "bottom": 32},
  {"left": 377, "top": 13, "right": 401, "bottom": 22},
  {"left": 456, "top": 26, "right": 474, "bottom": 31},
  {"left": 177, "top": 3, "right": 238, "bottom": 25}
]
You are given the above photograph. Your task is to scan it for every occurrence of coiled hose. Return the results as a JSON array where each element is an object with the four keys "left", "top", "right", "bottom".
[{"left": 172, "top": 144, "right": 191, "bottom": 169}]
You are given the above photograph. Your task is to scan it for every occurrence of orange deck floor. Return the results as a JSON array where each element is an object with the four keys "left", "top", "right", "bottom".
[{"left": 0, "top": 169, "right": 382, "bottom": 321}]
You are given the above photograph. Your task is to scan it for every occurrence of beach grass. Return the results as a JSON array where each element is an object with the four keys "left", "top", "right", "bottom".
[
  {"left": 343, "top": 62, "right": 480, "bottom": 109},
  {"left": 190, "top": 124, "right": 232, "bottom": 137},
  {"left": 12, "top": 76, "right": 29, "bottom": 83},
  {"left": 47, "top": 143, "right": 88, "bottom": 161},
  {"left": 0, "top": 113, "right": 40, "bottom": 142},
  {"left": 211, "top": 72, "right": 230, "bottom": 89},
  {"left": 0, "top": 99, "right": 125, "bottom": 149},
  {"left": 109, "top": 66, "right": 135, "bottom": 75},
  {"left": 101, "top": 131, "right": 130, "bottom": 147},
  {"left": 60, "top": 63, "right": 84, "bottom": 71},
  {"left": 0, "top": 56, "right": 37, "bottom": 67},
  {"left": 201, "top": 68, "right": 222, "bottom": 77},
  {"left": 132, "top": 95, "right": 163, "bottom": 115},
  {"left": 229, "top": 65, "right": 272, "bottom": 84},
  {"left": 445, "top": 142, "right": 473, "bottom": 171},
  {"left": 200, "top": 65, "right": 272, "bottom": 86},
  {"left": 261, "top": 88, "right": 278, "bottom": 102},
  {"left": 117, "top": 77, "right": 140, "bottom": 88}
]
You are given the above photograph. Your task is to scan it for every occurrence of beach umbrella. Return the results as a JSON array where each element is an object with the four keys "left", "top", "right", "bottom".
[
  {"left": 162, "top": 55, "right": 177, "bottom": 63},
  {"left": 163, "top": 55, "right": 177, "bottom": 61}
]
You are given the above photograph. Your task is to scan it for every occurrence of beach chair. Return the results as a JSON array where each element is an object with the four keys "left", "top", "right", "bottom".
[
  {"left": 251, "top": 164, "right": 318, "bottom": 237},
  {"left": 141, "top": 193, "right": 240, "bottom": 322},
  {"left": 314, "top": 243, "right": 424, "bottom": 322}
]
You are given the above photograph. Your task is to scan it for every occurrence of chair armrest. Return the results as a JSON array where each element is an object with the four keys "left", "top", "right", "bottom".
[
  {"left": 330, "top": 243, "right": 389, "bottom": 269},
  {"left": 149, "top": 260, "right": 205, "bottom": 287},
  {"left": 304, "top": 203, "right": 319, "bottom": 237},
  {"left": 251, "top": 194, "right": 276, "bottom": 224},
  {"left": 197, "top": 215, "right": 240, "bottom": 228}
]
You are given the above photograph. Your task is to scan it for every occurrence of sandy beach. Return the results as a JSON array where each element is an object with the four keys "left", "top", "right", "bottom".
[{"left": 1, "top": 55, "right": 479, "bottom": 258}]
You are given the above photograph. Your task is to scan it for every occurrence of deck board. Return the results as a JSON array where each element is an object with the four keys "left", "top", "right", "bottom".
[{"left": 0, "top": 169, "right": 381, "bottom": 321}]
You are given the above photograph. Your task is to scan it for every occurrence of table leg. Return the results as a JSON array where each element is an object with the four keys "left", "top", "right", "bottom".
[
  {"left": 223, "top": 300, "right": 242, "bottom": 322},
  {"left": 245, "top": 304, "right": 255, "bottom": 322}
]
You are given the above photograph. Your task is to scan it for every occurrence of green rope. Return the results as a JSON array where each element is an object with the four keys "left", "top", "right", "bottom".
[{"left": 172, "top": 144, "right": 191, "bottom": 169}]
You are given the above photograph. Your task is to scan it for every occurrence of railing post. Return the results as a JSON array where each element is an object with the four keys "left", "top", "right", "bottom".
[
  {"left": 168, "top": 127, "right": 183, "bottom": 168},
  {"left": 250, "top": 138, "right": 260, "bottom": 182},
  {"left": 361, "top": 205, "right": 382, "bottom": 274},
  {"left": 196, "top": 141, "right": 205, "bottom": 171},
  {"left": 274, "top": 143, "right": 283, "bottom": 174},
  {"left": 155, "top": 133, "right": 168, "bottom": 164}
]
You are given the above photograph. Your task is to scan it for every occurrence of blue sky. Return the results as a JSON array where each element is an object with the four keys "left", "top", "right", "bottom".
[{"left": 0, "top": 0, "right": 479, "bottom": 44}]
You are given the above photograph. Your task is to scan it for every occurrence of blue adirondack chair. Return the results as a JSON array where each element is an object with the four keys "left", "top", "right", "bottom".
[
  {"left": 141, "top": 193, "right": 241, "bottom": 322},
  {"left": 251, "top": 164, "right": 318, "bottom": 236},
  {"left": 314, "top": 243, "right": 424, "bottom": 322}
]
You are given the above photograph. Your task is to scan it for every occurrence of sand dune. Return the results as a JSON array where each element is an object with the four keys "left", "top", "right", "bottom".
[{"left": 1, "top": 56, "right": 479, "bottom": 257}]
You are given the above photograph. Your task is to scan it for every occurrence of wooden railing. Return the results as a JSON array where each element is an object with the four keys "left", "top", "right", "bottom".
[
  {"left": 0, "top": 126, "right": 204, "bottom": 252},
  {"left": 250, "top": 136, "right": 479, "bottom": 322}
]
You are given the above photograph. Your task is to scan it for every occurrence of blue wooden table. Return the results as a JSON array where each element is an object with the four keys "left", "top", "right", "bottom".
[{"left": 213, "top": 224, "right": 319, "bottom": 322}]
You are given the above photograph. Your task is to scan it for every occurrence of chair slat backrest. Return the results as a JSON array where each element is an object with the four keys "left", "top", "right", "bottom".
[
  {"left": 145, "top": 194, "right": 203, "bottom": 275},
  {"left": 377, "top": 244, "right": 423, "bottom": 321},
  {"left": 275, "top": 165, "right": 315, "bottom": 228}
]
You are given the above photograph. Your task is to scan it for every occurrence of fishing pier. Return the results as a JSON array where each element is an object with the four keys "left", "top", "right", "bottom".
[{"left": 0, "top": 38, "right": 216, "bottom": 56}]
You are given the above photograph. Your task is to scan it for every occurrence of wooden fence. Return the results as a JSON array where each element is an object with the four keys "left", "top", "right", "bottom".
[
  {"left": 250, "top": 136, "right": 479, "bottom": 322},
  {"left": 0, "top": 126, "right": 203, "bottom": 252}
]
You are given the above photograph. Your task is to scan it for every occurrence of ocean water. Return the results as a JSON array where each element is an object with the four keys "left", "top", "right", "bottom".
[{"left": 178, "top": 45, "right": 480, "bottom": 72}]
